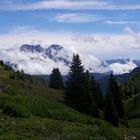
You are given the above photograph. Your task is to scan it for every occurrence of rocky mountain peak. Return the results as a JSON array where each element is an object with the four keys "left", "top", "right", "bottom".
[
  {"left": 0, "top": 43, "right": 138, "bottom": 75},
  {"left": 47, "top": 44, "right": 63, "bottom": 51},
  {"left": 20, "top": 44, "right": 44, "bottom": 53}
]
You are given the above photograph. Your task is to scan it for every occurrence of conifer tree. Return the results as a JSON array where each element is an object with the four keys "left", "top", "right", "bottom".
[
  {"left": 65, "top": 54, "right": 85, "bottom": 110},
  {"left": 104, "top": 90, "right": 119, "bottom": 126},
  {"left": 0, "top": 60, "right": 4, "bottom": 66},
  {"left": 9, "top": 72, "right": 13, "bottom": 79},
  {"left": 109, "top": 74, "right": 124, "bottom": 119},
  {"left": 84, "top": 70, "right": 99, "bottom": 117},
  {"left": 90, "top": 76, "right": 104, "bottom": 109},
  {"left": 65, "top": 54, "right": 99, "bottom": 117},
  {"left": 16, "top": 70, "right": 20, "bottom": 80},
  {"left": 49, "top": 68, "right": 64, "bottom": 89},
  {"left": 20, "top": 69, "right": 25, "bottom": 80}
]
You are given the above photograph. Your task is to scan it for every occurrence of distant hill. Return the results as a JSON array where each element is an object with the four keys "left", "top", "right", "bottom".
[
  {"left": 34, "top": 67, "right": 140, "bottom": 95},
  {"left": 92, "top": 67, "right": 140, "bottom": 95}
]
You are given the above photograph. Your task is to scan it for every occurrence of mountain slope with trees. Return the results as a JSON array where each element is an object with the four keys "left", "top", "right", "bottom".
[
  {"left": 121, "top": 70, "right": 140, "bottom": 99},
  {"left": 0, "top": 58, "right": 140, "bottom": 139}
]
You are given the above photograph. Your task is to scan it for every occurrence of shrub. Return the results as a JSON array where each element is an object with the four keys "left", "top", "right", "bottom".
[
  {"left": 0, "top": 97, "right": 31, "bottom": 118},
  {"left": 98, "top": 123, "right": 121, "bottom": 140}
]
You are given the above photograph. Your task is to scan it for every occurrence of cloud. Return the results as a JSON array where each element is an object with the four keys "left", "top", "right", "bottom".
[
  {"left": 72, "top": 33, "right": 98, "bottom": 43},
  {"left": 0, "top": 26, "right": 140, "bottom": 59},
  {"left": 124, "top": 27, "right": 140, "bottom": 49},
  {"left": 0, "top": 48, "right": 69, "bottom": 74},
  {"left": 105, "top": 20, "right": 138, "bottom": 25},
  {"left": 109, "top": 61, "right": 136, "bottom": 75},
  {"left": 54, "top": 13, "right": 102, "bottom": 23},
  {"left": 0, "top": 43, "right": 137, "bottom": 75},
  {"left": 1, "top": 0, "right": 140, "bottom": 11},
  {"left": 0, "top": 0, "right": 107, "bottom": 11}
]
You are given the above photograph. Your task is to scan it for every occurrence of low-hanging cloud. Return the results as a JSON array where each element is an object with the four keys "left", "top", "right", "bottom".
[
  {"left": 0, "top": 40, "right": 137, "bottom": 75},
  {"left": 0, "top": 26, "right": 140, "bottom": 59}
]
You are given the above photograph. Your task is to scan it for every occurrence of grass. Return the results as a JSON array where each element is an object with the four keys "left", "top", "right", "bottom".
[
  {"left": 0, "top": 114, "right": 122, "bottom": 140},
  {"left": 4, "top": 79, "right": 64, "bottom": 101},
  {"left": 0, "top": 95, "right": 102, "bottom": 125},
  {"left": 0, "top": 65, "right": 11, "bottom": 79},
  {"left": 128, "top": 118, "right": 140, "bottom": 128},
  {"left": 0, "top": 64, "right": 140, "bottom": 139}
]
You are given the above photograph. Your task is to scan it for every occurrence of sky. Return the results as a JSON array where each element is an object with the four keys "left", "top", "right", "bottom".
[{"left": 0, "top": 0, "right": 140, "bottom": 60}]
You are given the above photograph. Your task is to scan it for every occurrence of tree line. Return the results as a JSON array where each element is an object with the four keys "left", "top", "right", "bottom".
[
  {"left": 49, "top": 54, "right": 127, "bottom": 127},
  {"left": 5, "top": 54, "right": 127, "bottom": 127}
]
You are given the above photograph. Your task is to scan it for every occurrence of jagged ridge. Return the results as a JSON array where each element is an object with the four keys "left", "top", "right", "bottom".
[{"left": 0, "top": 43, "right": 138, "bottom": 75}]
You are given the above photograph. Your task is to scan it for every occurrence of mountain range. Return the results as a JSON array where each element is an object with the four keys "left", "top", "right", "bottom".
[{"left": 0, "top": 44, "right": 139, "bottom": 75}]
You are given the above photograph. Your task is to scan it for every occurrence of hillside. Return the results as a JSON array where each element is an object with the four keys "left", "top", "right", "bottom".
[
  {"left": 124, "top": 93, "right": 140, "bottom": 138},
  {"left": 125, "top": 93, "right": 140, "bottom": 119},
  {"left": 121, "top": 71, "right": 140, "bottom": 137},
  {"left": 0, "top": 64, "right": 140, "bottom": 139},
  {"left": 121, "top": 70, "right": 140, "bottom": 99}
]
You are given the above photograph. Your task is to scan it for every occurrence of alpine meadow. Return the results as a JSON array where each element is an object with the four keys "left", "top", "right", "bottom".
[{"left": 0, "top": 0, "right": 140, "bottom": 140}]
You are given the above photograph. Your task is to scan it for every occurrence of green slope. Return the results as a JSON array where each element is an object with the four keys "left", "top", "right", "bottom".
[
  {"left": 0, "top": 64, "right": 139, "bottom": 139},
  {"left": 125, "top": 93, "right": 140, "bottom": 119},
  {"left": 121, "top": 71, "right": 140, "bottom": 99}
]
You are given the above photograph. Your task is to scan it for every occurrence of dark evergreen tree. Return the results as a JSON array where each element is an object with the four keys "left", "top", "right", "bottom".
[
  {"left": 0, "top": 60, "right": 4, "bottom": 66},
  {"left": 104, "top": 90, "right": 119, "bottom": 126},
  {"left": 20, "top": 69, "right": 25, "bottom": 80},
  {"left": 9, "top": 72, "right": 13, "bottom": 79},
  {"left": 84, "top": 70, "right": 99, "bottom": 117},
  {"left": 16, "top": 70, "right": 20, "bottom": 80},
  {"left": 90, "top": 76, "right": 104, "bottom": 109},
  {"left": 9, "top": 70, "right": 25, "bottom": 81},
  {"left": 109, "top": 74, "right": 125, "bottom": 119},
  {"left": 65, "top": 54, "right": 85, "bottom": 110},
  {"left": 65, "top": 54, "right": 99, "bottom": 117},
  {"left": 49, "top": 68, "right": 64, "bottom": 89}
]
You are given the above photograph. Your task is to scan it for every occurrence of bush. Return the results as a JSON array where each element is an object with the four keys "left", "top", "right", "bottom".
[
  {"left": 98, "top": 123, "right": 121, "bottom": 140},
  {"left": 0, "top": 97, "right": 31, "bottom": 118},
  {"left": 23, "top": 96, "right": 102, "bottom": 125}
]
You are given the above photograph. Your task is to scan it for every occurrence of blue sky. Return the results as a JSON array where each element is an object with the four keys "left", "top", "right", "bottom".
[{"left": 0, "top": 0, "right": 140, "bottom": 59}]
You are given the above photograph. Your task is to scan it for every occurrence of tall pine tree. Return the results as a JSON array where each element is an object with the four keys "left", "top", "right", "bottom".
[
  {"left": 65, "top": 54, "right": 99, "bottom": 117},
  {"left": 49, "top": 68, "right": 64, "bottom": 89},
  {"left": 90, "top": 76, "right": 104, "bottom": 110},
  {"left": 84, "top": 70, "right": 99, "bottom": 117},
  {"left": 104, "top": 90, "right": 119, "bottom": 126},
  {"left": 109, "top": 74, "right": 124, "bottom": 119}
]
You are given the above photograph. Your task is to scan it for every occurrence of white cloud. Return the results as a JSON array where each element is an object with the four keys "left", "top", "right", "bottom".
[
  {"left": 0, "top": 0, "right": 107, "bottom": 11},
  {"left": 124, "top": 27, "right": 140, "bottom": 49},
  {"left": 105, "top": 20, "right": 138, "bottom": 25},
  {"left": 0, "top": 48, "right": 69, "bottom": 74},
  {"left": 54, "top": 13, "right": 102, "bottom": 23},
  {"left": 72, "top": 33, "right": 98, "bottom": 43},
  {"left": 1, "top": 0, "right": 140, "bottom": 11},
  {"left": 0, "top": 43, "right": 137, "bottom": 75},
  {"left": 0, "top": 26, "right": 140, "bottom": 60},
  {"left": 109, "top": 61, "right": 136, "bottom": 75}
]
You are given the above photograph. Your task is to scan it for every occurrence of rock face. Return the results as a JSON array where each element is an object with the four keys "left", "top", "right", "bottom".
[
  {"left": 20, "top": 44, "right": 44, "bottom": 53},
  {"left": 0, "top": 43, "right": 138, "bottom": 75},
  {"left": 45, "top": 44, "right": 71, "bottom": 65}
]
